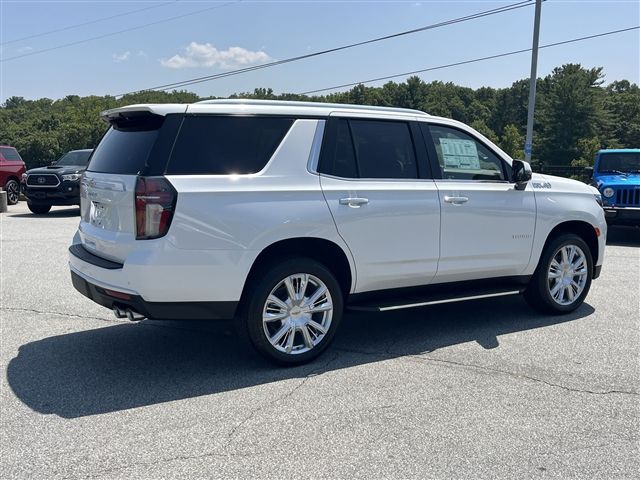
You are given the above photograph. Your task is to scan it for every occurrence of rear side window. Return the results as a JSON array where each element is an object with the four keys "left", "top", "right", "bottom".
[
  {"left": 166, "top": 116, "right": 294, "bottom": 175},
  {"left": 318, "top": 118, "right": 418, "bottom": 179},
  {"left": 0, "top": 147, "right": 22, "bottom": 161}
]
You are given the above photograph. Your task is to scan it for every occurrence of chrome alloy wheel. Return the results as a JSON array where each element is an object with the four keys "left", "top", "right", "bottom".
[
  {"left": 262, "top": 273, "right": 333, "bottom": 355},
  {"left": 547, "top": 244, "right": 589, "bottom": 306}
]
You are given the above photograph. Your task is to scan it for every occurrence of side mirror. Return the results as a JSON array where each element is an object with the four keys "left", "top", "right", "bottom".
[
  {"left": 584, "top": 166, "right": 594, "bottom": 178},
  {"left": 511, "top": 159, "right": 532, "bottom": 190}
]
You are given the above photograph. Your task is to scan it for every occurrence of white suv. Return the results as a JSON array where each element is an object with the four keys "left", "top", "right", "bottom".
[{"left": 69, "top": 100, "right": 606, "bottom": 364}]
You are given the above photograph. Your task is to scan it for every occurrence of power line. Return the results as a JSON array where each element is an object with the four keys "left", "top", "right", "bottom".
[
  {"left": 115, "top": 0, "right": 537, "bottom": 96},
  {"left": 0, "top": 1, "right": 178, "bottom": 46},
  {"left": 298, "top": 26, "right": 640, "bottom": 95},
  {"left": 0, "top": 1, "right": 240, "bottom": 62}
]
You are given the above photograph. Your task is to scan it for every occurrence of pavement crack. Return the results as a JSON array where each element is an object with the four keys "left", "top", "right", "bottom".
[
  {"left": 222, "top": 352, "right": 339, "bottom": 450},
  {"left": 64, "top": 450, "right": 261, "bottom": 479},
  {"left": 1, "top": 306, "right": 115, "bottom": 323},
  {"left": 335, "top": 347, "right": 638, "bottom": 397},
  {"left": 408, "top": 354, "right": 639, "bottom": 397}
]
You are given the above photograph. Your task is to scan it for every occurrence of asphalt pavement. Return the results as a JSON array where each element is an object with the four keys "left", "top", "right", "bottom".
[{"left": 1, "top": 202, "right": 638, "bottom": 479}]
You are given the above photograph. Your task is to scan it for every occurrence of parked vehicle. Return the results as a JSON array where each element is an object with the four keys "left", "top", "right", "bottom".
[
  {"left": 69, "top": 100, "right": 606, "bottom": 365},
  {"left": 0, "top": 145, "right": 26, "bottom": 205},
  {"left": 23, "top": 149, "right": 93, "bottom": 214},
  {"left": 587, "top": 149, "right": 640, "bottom": 226}
]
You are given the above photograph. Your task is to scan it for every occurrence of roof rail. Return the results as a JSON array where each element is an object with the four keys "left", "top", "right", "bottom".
[{"left": 195, "top": 98, "right": 429, "bottom": 116}]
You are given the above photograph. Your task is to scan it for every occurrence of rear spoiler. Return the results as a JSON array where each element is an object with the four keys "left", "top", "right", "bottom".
[{"left": 100, "top": 104, "right": 188, "bottom": 127}]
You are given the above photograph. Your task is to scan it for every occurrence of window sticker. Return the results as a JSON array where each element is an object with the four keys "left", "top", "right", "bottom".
[{"left": 439, "top": 138, "right": 480, "bottom": 170}]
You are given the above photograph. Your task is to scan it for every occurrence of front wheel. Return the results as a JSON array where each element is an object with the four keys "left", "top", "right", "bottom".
[
  {"left": 241, "top": 258, "right": 343, "bottom": 365},
  {"left": 5, "top": 179, "right": 20, "bottom": 205},
  {"left": 27, "top": 203, "right": 51, "bottom": 214},
  {"left": 524, "top": 234, "right": 593, "bottom": 314}
]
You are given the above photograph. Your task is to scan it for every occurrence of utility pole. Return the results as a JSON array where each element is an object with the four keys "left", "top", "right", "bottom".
[{"left": 524, "top": 0, "right": 542, "bottom": 163}]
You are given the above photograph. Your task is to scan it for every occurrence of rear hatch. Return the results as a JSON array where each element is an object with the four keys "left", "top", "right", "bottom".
[{"left": 79, "top": 106, "right": 185, "bottom": 263}]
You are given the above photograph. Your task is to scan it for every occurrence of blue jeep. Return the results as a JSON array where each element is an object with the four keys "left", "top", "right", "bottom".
[{"left": 589, "top": 149, "right": 640, "bottom": 226}]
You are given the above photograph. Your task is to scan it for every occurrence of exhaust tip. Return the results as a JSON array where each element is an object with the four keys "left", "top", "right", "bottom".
[
  {"left": 125, "top": 308, "right": 145, "bottom": 321},
  {"left": 113, "top": 306, "right": 126, "bottom": 319}
]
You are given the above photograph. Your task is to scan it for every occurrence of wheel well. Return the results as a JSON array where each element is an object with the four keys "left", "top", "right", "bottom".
[
  {"left": 5, "top": 175, "right": 19, "bottom": 185},
  {"left": 545, "top": 221, "right": 599, "bottom": 266},
  {"left": 241, "top": 238, "right": 353, "bottom": 300}
]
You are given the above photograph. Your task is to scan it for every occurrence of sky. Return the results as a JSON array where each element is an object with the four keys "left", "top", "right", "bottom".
[{"left": 0, "top": 0, "right": 638, "bottom": 103}]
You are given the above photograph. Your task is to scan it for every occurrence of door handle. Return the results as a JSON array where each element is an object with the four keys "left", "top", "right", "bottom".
[
  {"left": 339, "top": 197, "right": 369, "bottom": 207},
  {"left": 443, "top": 195, "right": 469, "bottom": 205}
]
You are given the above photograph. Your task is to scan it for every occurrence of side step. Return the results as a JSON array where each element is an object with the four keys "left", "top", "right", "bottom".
[{"left": 347, "top": 282, "right": 526, "bottom": 313}]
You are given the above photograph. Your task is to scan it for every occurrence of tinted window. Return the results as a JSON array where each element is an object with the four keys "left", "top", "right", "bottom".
[
  {"left": 428, "top": 125, "right": 505, "bottom": 181},
  {"left": 56, "top": 150, "right": 92, "bottom": 166},
  {"left": 319, "top": 119, "right": 358, "bottom": 178},
  {"left": 88, "top": 128, "right": 159, "bottom": 174},
  {"left": 167, "top": 116, "right": 294, "bottom": 175},
  {"left": 318, "top": 119, "right": 418, "bottom": 179},
  {"left": 0, "top": 147, "right": 22, "bottom": 161},
  {"left": 350, "top": 120, "right": 418, "bottom": 179},
  {"left": 598, "top": 152, "right": 640, "bottom": 173}
]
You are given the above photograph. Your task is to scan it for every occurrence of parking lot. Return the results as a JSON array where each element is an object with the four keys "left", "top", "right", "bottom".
[{"left": 1, "top": 202, "right": 638, "bottom": 479}]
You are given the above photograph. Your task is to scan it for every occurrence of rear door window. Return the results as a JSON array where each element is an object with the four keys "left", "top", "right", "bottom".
[
  {"left": 166, "top": 116, "right": 294, "bottom": 175},
  {"left": 318, "top": 118, "right": 419, "bottom": 179}
]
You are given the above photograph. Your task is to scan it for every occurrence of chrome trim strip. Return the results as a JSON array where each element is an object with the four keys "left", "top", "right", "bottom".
[{"left": 377, "top": 290, "right": 522, "bottom": 312}]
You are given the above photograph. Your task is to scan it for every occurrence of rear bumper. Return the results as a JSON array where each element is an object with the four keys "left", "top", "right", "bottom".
[
  {"left": 603, "top": 207, "right": 640, "bottom": 226},
  {"left": 71, "top": 269, "right": 237, "bottom": 320},
  {"left": 68, "top": 237, "right": 254, "bottom": 318}
]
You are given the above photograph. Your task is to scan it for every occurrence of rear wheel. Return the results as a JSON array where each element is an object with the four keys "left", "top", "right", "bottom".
[
  {"left": 27, "top": 204, "right": 51, "bottom": 215},
  {"left": 5, "top": 179, "right": 20, "bottom": 205},
  {"left": 525, "top": 234, "right": 593, "bottom": 314},
  {"left": 240, "top": 258, "right": 343, "bottom": 365}
]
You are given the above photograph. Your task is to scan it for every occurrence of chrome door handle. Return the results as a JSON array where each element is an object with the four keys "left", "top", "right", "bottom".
[
  {"left": 339, "top": 197, "right": 369, "bottom": 207},
  {"left": 443, "top": 195, "right": 469, "bottom": 205}
]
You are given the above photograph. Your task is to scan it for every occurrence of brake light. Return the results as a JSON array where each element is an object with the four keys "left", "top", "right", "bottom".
[{"left": 135, "top": 176, "right": 177, "bottom": 240}]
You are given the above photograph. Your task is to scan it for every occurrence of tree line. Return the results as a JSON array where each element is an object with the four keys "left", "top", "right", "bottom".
[{"left": 1, "top": 63, "right": 638, "bottom": 170}]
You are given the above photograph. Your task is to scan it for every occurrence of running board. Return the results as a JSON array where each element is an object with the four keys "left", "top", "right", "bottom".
[{"left": 347, "top": 283, "right": 526, "bottom": 313}]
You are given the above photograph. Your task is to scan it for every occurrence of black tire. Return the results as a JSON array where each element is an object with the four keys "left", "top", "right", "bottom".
[
  {"left": 524, "top": 233, "right": 593, "bottom": 314},
  {"left": 27, "top": 204, "right": 51, "bottom": 215},
  {"left": 239, "top": 257, "right": 344, "bottom": 366},
  {"left": 5, "top": 179, "right": 20, "bottom": 205}
]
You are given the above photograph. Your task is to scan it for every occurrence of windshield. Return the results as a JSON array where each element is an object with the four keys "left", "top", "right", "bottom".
[
  {"left": 598, "top": 152, "right": 640, "bottom": 173},
  {"left": 56, "top": 150, "right": 92, "bottom": 166}
]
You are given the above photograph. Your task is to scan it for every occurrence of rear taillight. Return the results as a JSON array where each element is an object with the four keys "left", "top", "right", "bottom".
[{"left": 135, "top": 176, "right": 177, "bottom": 240}]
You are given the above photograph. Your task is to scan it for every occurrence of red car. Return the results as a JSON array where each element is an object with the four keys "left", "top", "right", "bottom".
[{"left": 0, "top": 145, "right": 26, "bottom": 205}]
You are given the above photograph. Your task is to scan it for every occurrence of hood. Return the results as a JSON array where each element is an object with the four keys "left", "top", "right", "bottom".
[
  {"left": 533, "top": 172, "right": 598, "bottom": 195},
  {"left": 26, "top": 165, "right": 87, "bottom": 175},
  {"left": 593, "top": 173, "right": 640, "bottom": 188}
]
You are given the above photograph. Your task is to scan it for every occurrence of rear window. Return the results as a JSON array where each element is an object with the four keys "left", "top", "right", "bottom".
[
  {"left": 88, "top": 128, "right": 159, "bottom": 175},
  {"left": 0, "top": 147, "right": 22, "bottom": 161},
  {"left": 166, "top": 116, "right": 294, "bottom": 175}
]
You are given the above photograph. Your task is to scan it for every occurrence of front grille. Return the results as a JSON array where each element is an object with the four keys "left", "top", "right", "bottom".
[
  {"left": 615, "top": 188, "right": 640, "bottom": 206},
  {"left": 26, "top": 174, "right": 60, "bottom": 187}
]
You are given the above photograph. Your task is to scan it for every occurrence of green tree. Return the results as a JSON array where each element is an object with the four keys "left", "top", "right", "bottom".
[
  {"left": 538, "top": 64, "right": 610, "bottom": 165},
  {"left": 500, "top": 124, "right": 525, "bottom": 159}
]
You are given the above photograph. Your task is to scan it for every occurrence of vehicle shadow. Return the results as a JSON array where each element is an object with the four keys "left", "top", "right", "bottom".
[
  {"left": 7, "top": 296, "right": 594, "bottom": 418},
  {"left": 606, "top": 226, "right": 640, "bottom": 247},
  {"left": 8, "top": 207, "right": 80, "bottom": 218}
]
